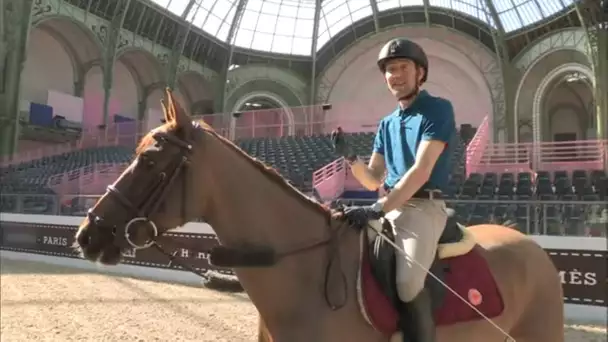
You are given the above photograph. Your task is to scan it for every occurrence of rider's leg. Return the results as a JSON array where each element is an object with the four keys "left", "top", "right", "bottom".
[{"left": 386, "top": 198, "right": 448, "bottom": 342}]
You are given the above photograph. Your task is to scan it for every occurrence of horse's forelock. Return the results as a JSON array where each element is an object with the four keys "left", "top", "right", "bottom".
[{"left": 135, "top": 121, "right": 179, "bottom": 155}]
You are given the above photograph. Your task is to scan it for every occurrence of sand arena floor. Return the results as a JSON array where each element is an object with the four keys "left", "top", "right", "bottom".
[{"left": 1, "top": 258, "right": 605, "bottom": 342}]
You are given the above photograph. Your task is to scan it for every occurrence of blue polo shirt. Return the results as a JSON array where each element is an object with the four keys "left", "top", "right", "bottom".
[{"left": 373, "top": 90, "right": 456, "bottom": 191}]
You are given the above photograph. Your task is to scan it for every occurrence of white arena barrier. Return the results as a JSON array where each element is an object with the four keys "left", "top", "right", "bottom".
[{"left": 1, "top": 213, "right": 605, "bottom": 323}]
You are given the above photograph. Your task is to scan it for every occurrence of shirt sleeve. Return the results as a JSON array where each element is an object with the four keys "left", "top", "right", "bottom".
[
  {"left": 421, "top": 99, "right": 456, "bottom": 143},
  {"left": 372, "top": 121, "right": 384, "bottom": 155}
]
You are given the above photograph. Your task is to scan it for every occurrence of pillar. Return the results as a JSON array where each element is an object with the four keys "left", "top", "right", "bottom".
[
  {"left": 594, "top": 27, "right": 607, "bottom": 140},
  {"left": 0, "top": 0, "right": 34, "bottom": 158},
  {"left": 101, "top": 0, "right": 131, "bottom": 127}
]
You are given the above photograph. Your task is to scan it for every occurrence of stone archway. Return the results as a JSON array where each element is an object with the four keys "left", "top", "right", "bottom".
[
  {"left": 532, "top": 63, "right": 594, "bottom": 143},
  {"left": 177, "top": 71, "right": 215, "bottom": 114},
  {"left": 229, "top": 92, "right": 295, "bottom": 140},
  {"left": 29, "top": 15, "right": 104, "bottom": 97},
  {"left": 115, "top": 47, "right": 167, "bottom": 121}
]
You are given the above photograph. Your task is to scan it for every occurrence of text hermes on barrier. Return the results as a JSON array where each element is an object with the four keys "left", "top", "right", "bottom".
[
  {"left": 559, "top": 269, "right": 597, "bottom": 286},
  {"left": 120, "top": 248, "right": 210, "bottom": 260}
]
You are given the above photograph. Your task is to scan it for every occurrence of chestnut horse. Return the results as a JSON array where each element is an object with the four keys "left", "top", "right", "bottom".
[{"left": 74, "top": 89, "right": 564, "bottom": 342}]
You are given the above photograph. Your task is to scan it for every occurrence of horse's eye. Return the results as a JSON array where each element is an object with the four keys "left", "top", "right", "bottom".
[
  {"left": 139, "top": 154, "right": 155, "bottom": 167},
  {"left": 143, "top": 157, "right": 155, "bottom": 167}
]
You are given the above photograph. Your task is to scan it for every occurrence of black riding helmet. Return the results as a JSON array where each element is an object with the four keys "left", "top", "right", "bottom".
[{"left": 377, "top": 38, "right": 428, "bottom": 83}]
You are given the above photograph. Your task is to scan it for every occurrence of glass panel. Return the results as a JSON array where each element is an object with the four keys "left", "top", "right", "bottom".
[
  {"left": 499, "top": 8, "right": 522, "bottom": 32},
  {"left": 167, "top": 0, "right": 189, "bottom": 15},
  {"left": 234, "top": 29, "right": 255, "bottom": 48},
  {"left": 251, "top": 31, "right": 274, "bottom": 51},
  {"left": 316, "top": 0, "right": 372, "bottom": 51},
  {"left": 292, "top": 37, "right": 312, "bottom": 55},
  {"left": 429, "top": 0, "right": 490, "bottom": 24},
  {"left": 517, "top": 1, "right": 543, "bottom": 27},
  {"left": 537, "top": 0, "right": 570, "bottom": 17},
  {"left": 272, "top": 34, "right": 295, "bottom": 54},
  {"left": 187, "top": 0, "right": 238, "bottom": 42},
  {"left": 158, "top": 0, "right": 573, "bottom": 55},
  {"left": 231, "top": 0, "right": 315, "bottom": 55}
]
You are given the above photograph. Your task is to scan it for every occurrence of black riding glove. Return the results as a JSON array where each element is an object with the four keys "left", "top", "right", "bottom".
[
  {"left": 341, "top": 205, "right": 385, "bottom": 230},
  {"left": 330, "top": 129, "right": 357, "bottom": 162}
]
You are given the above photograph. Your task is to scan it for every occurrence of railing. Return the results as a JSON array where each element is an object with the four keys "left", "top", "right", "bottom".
[
  {"left": 314, "top": 140, "right": 607, "bottom": 202},
  {"left": 465, "top": 116, "right": 490, "bottom": 176},
  {"left": 0, "top": 121, "right": 148, "bottom": 167},
  {"left": 201, "top": 104, "right": 381, "bottom": 140},
  {"left": 1, "top": 194, "right": 605, "bottom": 237},
  {"left": 469, "top": 140, "right": 608, "bottom": 175},
  {"left": 312, "top": 157, "right": 346, "bottom": 201},
  {"left": 47, "top": 163, "right": 128, "bottom": 195}
]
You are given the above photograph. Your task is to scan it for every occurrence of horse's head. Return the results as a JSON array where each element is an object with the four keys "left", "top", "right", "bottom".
[{"left": 75, "top": 88, "right": 216, "bottom": 264}]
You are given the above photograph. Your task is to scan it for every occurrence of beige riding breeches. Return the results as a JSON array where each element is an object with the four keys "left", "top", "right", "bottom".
[{"left": 384, "top": 198, "right": 448, "bottom": 302}]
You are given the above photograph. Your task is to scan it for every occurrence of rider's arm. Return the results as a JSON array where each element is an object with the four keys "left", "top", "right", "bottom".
[
  {"left": 349, "top": 123, "right": 386, "bottom": 191},
  {"left": 350, "top": 152, "right": 385, "bottom": 190},
  {"left": 378, "top": 101, "right": 455, "bottom": 212}
]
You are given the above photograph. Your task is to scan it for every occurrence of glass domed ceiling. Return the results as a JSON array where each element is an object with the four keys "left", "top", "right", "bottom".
[{"left": 151, "top": 0, "right": 575, "bottom": 55}]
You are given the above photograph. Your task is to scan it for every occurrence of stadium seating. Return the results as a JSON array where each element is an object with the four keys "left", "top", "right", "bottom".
[
  {"left": 446, "top": 168, "right": 607, "bottom": 235},
  {"left": 0, "top": 146, "right": 133, "bottom": 190},
  {"left": 1, "top": 131, "right": 606, "bottom": 237},
  {"left": 0, "top": 133, "right": 373, "bottom": 213},
  {"left": 0, "top": 146, "right": 134, "bottom": 214},
  {"left": 236, "top": 132, "right": 375, "bottom": 189}
]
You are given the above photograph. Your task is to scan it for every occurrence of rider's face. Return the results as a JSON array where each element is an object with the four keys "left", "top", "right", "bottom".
[{"left": 384, "top": 59, "right": 422, "bottom": 99}]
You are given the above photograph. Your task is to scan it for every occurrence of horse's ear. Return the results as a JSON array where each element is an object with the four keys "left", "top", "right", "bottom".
[
  {"left": 160, "top": 92, "right": 173, "bottom": 124},
  {"left": 163, "top": 87, "right": 190, "bottom": 128},
  {"left": 197, "top": 116, "right": 215, "bottom": 131}
]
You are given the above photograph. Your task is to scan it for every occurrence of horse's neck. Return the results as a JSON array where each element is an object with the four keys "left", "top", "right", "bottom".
[
  {"left": 202, "top": 144, "right": 373, "bottom": 340},
  {"left": 204, "top": 146, "right": 339, "bottom": 320},
  {"left": 205, "top": 146, "right": 329, "bottom": 250}
]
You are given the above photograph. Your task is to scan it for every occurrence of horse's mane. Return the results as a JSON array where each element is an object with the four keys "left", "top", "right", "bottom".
[
  {"left": 198, "top": 121, "right": 337, "bottom": 219},
  {"left": 137, "top": 119, "right": 336, "bottom": 220}
]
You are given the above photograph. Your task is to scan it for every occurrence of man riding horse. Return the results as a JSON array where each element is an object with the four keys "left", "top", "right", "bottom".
[
  {"left": 333, "top": 37, "right": 456, "bottom": 342},
  {"left": 75, "top": 74, "right": 564, "bottom": 342}
]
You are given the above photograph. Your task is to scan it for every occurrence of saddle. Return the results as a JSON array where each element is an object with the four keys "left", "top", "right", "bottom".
[
  {"left": 359, "top": 207, "right": 504, "bottom": 341},
  {"left": 366, "top": 207, "right": 465, "bottom": 307}
]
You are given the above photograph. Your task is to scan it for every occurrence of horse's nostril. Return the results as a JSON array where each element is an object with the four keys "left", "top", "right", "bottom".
[
  {"left": 77, "top": 228, "right": 92, "bottom": 249},
  {"left": 76, "top": 226, "right": 103, "bottom": 262}
]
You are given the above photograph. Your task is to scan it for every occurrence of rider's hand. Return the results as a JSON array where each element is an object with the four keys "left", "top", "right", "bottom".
[
  {"left": 330, "top": 128, "right": 356, "bottom": 162},
  {"left": 341, "top": 205, "right": 384, "bottom": 230}
]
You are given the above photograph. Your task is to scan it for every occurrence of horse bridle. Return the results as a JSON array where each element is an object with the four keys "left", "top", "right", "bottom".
[
  {"left": 86, "top": 131, "right": 209, "bottom": 274},
  {"left": 86, "top": 127, "right": 349, "bottom": 310}
]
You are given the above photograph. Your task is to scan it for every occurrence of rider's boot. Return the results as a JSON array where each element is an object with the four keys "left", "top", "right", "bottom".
[{"left": 400, "top": 288, "right": 436, "bottom": 342}]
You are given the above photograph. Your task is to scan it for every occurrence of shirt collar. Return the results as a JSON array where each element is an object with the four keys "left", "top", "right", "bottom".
[{"left": 395, "top": 90, "right": 429, "bottom": 116}]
